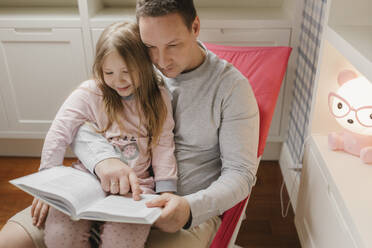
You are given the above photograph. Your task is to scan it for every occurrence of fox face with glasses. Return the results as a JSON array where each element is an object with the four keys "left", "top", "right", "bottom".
[{"left": 328, "top": 70, "right": 372, "bottom": 164}]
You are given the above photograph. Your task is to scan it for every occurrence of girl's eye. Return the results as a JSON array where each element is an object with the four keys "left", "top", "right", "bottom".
[
  {"left": 169, "top": 44, "right": 178, "bottom": 47},
  {"left": 104, "top": 72, "right": 113, "bottom": 75}
]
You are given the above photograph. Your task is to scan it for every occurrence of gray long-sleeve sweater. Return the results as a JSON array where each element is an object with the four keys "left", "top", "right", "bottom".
[{"left": 72, "top": 43, "right": 260, "bottom": 228}]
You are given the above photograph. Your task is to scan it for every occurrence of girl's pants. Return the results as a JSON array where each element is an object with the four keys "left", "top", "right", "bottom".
[{"left": 44, "top": 207, "right": 150, "bottom": 248}]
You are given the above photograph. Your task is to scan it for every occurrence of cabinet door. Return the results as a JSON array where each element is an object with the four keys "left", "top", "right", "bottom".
[
  {"left": 91, "top": 28, "right": 104, "bottom": 52},
  {"left": 199, "top": 28, "right": 291, "bottom": 140},
  {"left": 295, "top": 144, "right": 356, "bottom": 248},
  {"left": 0, "top": 28, "right": 88, "bottom": 138},
  {"left": 0, "top": 94, "right": 8, "bottom": 131},
  {"left": 199, "top": 28, "right": 290, "bottom": 46}
]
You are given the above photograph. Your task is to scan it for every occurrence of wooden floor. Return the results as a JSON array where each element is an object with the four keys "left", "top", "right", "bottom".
[
  {"left": 235, "top": 161, "right": 301, "bottom": 248},
  {"left": 0, "top": 157, "right": 300, "bottom": 248}
]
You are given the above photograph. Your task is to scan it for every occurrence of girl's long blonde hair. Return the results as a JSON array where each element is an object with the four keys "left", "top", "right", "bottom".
[{"left": 92, "top": 21, "right": 167, "bottom": 147}]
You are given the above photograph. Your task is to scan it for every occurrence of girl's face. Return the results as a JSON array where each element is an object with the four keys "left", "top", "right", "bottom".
[{"left": 102, "top": 51, "right": 136, "bottom": 97}]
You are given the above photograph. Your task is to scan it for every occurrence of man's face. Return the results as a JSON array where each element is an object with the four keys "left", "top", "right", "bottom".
[{"left": 139, "top": 13, "right": 200, "bottom": 78}]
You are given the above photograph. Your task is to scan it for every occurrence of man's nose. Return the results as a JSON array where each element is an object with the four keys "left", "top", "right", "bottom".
[{"left": 157, "top": 49, "right": 171, "bottom": 69}]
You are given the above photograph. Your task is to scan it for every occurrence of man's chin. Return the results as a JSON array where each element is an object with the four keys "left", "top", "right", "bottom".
[{"left": 160, "top": 68, "right": 179, "bottom": 78}]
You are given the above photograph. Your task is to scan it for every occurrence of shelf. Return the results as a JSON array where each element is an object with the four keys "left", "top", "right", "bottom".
[
  {"left": 325, "top": 25, "right": 372, "bottom": 82},
  {"left": 0, "top": 7, "right": 81, "bottom": 28},
  {"left": 198, "top": 7, "right": 291, "bottom": 28},
  {"left": 310, "top": 134, "right": 372, "bottom": 248},
  {"left": 89, "top": 7, "right": 291, "bottom": 29},
  {"left": 89, "top": 7, "right": 136, "bottom": 28}
]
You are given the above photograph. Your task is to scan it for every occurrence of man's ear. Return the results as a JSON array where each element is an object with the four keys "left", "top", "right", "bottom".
[{"left": 191, "top": 16, "right": 200, "bottom": 37}]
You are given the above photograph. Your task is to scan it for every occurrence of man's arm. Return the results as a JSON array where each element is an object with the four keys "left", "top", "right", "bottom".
[
  {"left": 70, "top": 123, "right": 121, "bottom": 174},
  {"left": 184, "top": 78, "right": 259, "bottom": 227}
]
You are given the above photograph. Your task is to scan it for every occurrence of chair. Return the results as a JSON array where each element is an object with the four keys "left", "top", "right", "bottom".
[{"left": 205, "top": 43, "right": 292, "bottom": 248}]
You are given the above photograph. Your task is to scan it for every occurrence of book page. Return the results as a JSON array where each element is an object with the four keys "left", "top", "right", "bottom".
[
  {"left": 41, "top": 172, "right": 106, "bottom": 212},
  {"left": 80, "top": 194, "right": 162, "bottom": 224},
  {"left": 10, "top": 166, "right": 106, "bottom": 214}
]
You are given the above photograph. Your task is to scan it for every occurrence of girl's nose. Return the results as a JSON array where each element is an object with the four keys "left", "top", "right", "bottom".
[{"left": 116, "top": 75, "right": 125, "bottom": 83}]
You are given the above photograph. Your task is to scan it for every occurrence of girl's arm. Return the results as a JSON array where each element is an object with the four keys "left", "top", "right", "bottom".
[
  {"left": 151, "top": 88, "right": 178, "bottom": 193},
  {"left": 71, "top": 88, "right": 178, "bottom": 194},
  {"left": 32, "top": 81, "right": 97, "bottom": 226},
  {"left": 71, "top": 122, "right": 142, "bottom": 199},
  {"left": 40, "top": 82, "right": 96, "bottom": 170}
]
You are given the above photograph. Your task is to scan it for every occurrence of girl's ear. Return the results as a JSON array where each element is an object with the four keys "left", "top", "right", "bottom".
[{"left": 337, "top": 69, "right": 358, "bottom": 86}]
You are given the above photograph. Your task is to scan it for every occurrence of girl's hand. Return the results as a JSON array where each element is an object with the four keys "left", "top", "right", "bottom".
[
  {"left": 31, "top": 198, "right": 49, "bottom": 228},
  {"left": 94, "top": 158, "right": 143, "bottom": 200}
]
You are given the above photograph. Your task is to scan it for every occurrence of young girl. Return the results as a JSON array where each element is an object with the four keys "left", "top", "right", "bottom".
[{"left": 33, "top": 21, "right": 177, "bottom": 248}]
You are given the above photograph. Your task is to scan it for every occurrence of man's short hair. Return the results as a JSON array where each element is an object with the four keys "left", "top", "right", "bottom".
[{"left": 136, "top": 0, "right": 197, "bottom": 30}]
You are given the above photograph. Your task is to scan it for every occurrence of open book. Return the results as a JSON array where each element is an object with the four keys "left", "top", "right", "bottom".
[{"left": 10, "top": 166, "right": 161, "bottom": 225}]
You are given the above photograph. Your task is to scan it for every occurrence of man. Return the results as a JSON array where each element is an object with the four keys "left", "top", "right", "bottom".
[{"left": 0, "top": 0, "right": 259, "bottom": 247}]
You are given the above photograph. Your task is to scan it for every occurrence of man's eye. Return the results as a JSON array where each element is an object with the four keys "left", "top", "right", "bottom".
[{"left": 169, "top": 44, "right": 178, "bottom": 47}]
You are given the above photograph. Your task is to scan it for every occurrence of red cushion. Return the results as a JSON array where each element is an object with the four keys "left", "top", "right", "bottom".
[{"left": 206, "top": 44, "right": 292, "bottom": 248}]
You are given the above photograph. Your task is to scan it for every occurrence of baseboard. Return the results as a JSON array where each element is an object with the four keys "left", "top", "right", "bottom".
[
  {"left": 279, "top": 142, "right": 301, "bottom": 212},
  {"left": 262, "top": 142, "right": 282, "bottom": 160},
  {"left": 295, "top": 213, "right": 316, "bottom": 248},
  {"left": 0, "top": 139, "right": 75, "bottom": 157}
]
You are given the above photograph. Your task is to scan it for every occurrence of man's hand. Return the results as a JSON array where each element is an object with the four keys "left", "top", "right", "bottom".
[
  {"left": 31, "top": 198, "right": 49, "bottom": 228},
  {"left": 94, "top": 158, "right": 142, "bottom": 200},
  {"left": 146, "top": 193, "right": 190, "bottom": 233}
]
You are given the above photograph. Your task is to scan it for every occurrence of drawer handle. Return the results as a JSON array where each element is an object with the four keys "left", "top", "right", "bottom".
[
  {"left": 220, "top": 28, "right": 224, "bottom": 34},
  {"left": 14, "top": 28, "right": 53, "bottom": 34}
]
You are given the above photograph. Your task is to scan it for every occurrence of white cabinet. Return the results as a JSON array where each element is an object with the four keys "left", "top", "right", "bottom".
[
  {"left": 0, "top": 0, "right": 88, "bottom": 139},
  {"left": 0, "top": 95, "right": 8, "bottom": 131},
  {"left": 0, "top": 28, "right": 88, "bottom": 138},
  {"left": 91, "top": 28, "right": 105, "bottom": 48},
  {"left": 295, "top": 136, "right": 357, "bottom": 248},
  {"left": 0, "top": 0, "right": 81, "bottom": 28},
  {"left": 199, "top": 28, "right": 290, "bottom": 47}
]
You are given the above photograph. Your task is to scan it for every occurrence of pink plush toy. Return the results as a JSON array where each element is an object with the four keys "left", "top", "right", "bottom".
[{"left": 328, "top": 70, "right": 372, "bottom": 164}]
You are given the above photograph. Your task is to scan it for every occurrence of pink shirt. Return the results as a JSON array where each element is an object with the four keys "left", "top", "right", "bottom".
[{"left": 40, "top": 80, "right": 177, "bottom": 190}]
